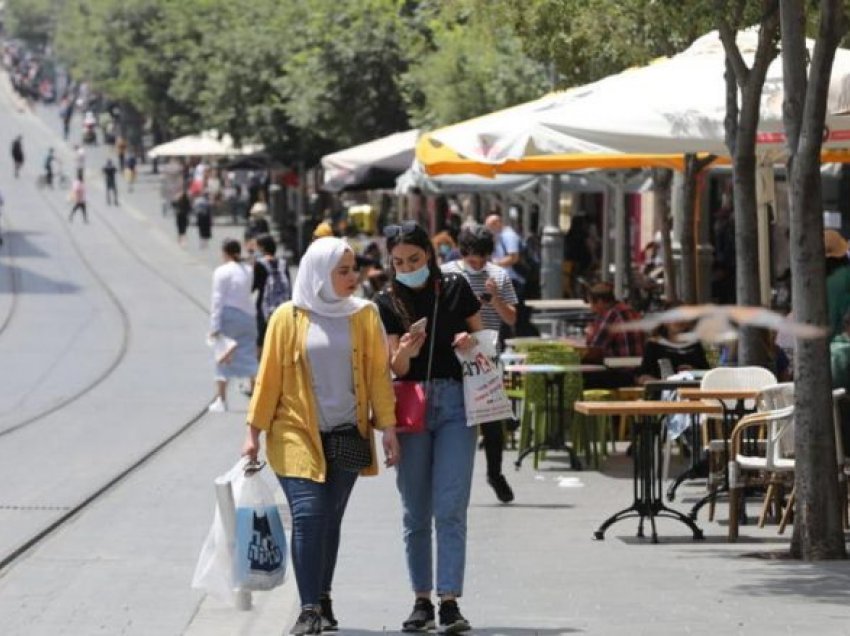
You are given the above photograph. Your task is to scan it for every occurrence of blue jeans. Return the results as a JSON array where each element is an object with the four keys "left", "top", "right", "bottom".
[
  {"left": 396, "top": 379, "right": 477, "bottom": 597},
  {"left": 278, "top": 468, "right": 358, "bottom": 607}
]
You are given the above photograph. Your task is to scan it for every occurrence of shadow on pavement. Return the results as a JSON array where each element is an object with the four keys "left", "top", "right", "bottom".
[
  {"left": 5, "top": 264, "right": 80, "bottom": 294},
  {"left": 1, "top": 230, "right": 48, "bottom": 258},
  {"left": 342, "top": 629, "right": 583, "bottom": 635},
  {"left": 731, "top": 560, "right": 850, "bottom": 605}
]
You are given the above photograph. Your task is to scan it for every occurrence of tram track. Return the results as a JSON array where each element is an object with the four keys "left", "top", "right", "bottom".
[
  {"left": 0, "top": 216, "right": 21, "bottom": 338},
  {"left": 0, "top": 162, "right": 217, "bottom": 574}
]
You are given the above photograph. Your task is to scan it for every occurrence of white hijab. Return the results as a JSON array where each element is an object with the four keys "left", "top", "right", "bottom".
[{"left": 292, "top": 237, "right": 369, "bottom": 318}]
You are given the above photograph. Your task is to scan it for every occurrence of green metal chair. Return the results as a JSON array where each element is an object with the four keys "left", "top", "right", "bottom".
[{"left": 514, "top": 342, "right": 583, "bottom": 469}]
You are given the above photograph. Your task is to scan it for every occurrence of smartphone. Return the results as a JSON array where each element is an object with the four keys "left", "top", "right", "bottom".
[
  {"left": 479, "top": 292, "right": 493, "bottom": 303},
  {"left": 409, "top": 317, "right": 428, "bottom": 334}
]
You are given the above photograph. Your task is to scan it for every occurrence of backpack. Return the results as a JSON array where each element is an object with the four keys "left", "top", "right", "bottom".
[
  {"left": 261, "top": 258, "right": 291, "bottom": 321},
  {"left": 500, "top": 234, "right": 541, "bottom": 298}
]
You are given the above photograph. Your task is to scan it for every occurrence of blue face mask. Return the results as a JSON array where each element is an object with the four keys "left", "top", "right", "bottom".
[{"left": 395, "top": 263, "right": 430, "bottom": 288}]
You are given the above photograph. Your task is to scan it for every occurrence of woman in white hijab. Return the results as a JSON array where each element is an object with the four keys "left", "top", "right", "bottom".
[{"left": 243, "top": 237, "right": 399, "bottom": 635}]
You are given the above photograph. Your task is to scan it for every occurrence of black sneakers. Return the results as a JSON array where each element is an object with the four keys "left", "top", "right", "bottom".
[
  {"left": 402, "top": 598, "right": 435, "bottom": 632},
  {"left": 488, "top": 474, "right": 515, "bottom": 503},
  {"left": 438, "top": 599, "right": 471, "bottom": 633},
  {"left": 291, "top": 607, "right": 322, "bottom": 635},
  {"left": 319, "top": 595, "right": 338, "bottom": 632}
]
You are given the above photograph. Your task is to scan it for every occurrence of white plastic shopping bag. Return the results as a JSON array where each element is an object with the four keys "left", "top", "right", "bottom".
[
  {"left": 191, "top": 458, "right": 287, "bottom": 603},
  {"left": 191, "top": 459, "right": 245, "bottom": 602},
  {"left": 233, "top": 464, "right": 287, "bottom": 591},
  {"left": 455, "top": 329, "right": 515, "bottom": 426}
]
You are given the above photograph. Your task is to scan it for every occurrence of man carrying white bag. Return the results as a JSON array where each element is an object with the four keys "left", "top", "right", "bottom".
[{"left": 192, "top": 458, "right": 287, "bottom": 605}]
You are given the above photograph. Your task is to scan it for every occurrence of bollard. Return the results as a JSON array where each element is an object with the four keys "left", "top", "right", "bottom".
[{"left": 214, "top": 475, "right": 252, "bottom": 611}]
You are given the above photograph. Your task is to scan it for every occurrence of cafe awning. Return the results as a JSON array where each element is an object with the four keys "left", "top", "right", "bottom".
[{"left": 321, "top": 129, "right": 419, "bottom": 192}]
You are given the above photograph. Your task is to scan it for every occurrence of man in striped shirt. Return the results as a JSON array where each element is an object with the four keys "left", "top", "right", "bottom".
[{"left": 442, "top": 225, "right": 517, "bottom": 503}]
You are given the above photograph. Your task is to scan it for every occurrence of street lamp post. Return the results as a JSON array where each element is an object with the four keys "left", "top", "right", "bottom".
[{"left": 540, "top": 174, "right": 563, "bottom": 299}]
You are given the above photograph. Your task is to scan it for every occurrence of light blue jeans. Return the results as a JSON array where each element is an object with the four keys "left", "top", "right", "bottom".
[{"left": 396, "top": 379, "right": 477, "bottom": 597}]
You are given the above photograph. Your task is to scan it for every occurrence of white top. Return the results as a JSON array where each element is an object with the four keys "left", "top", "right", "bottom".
[
  {"left": 210, "top": 260, "right": 255, "bottom": 331},
  {"left": 441, "top": 259, "right": 517, "bottom": 332}
]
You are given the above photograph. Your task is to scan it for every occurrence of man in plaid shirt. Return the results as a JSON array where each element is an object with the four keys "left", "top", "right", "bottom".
[{"left": 583, "top": 283, "right": 644, "bottom": 387}]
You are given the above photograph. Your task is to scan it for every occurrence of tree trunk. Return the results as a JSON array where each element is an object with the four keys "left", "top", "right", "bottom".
[
  {"left": 681, "top": 155, "right": 717, "bottom": 304},
  {"left": 780, "top": 0, "right": 847, "bottom": 560},
  {"left": 652, "top": 168, "right": 677, "bottom": 305},
  {"left": 717, "top": 8, "right": 778, "bottom": 368}
]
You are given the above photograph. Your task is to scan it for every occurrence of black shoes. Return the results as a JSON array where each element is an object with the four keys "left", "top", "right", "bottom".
[
  {"left": 402, "top": 598, "right": 435, "bottom": 632},
  {"left": 319, "top": 595, "right": 338, "bottom": 632},
  {"left": 438, "top": 600, "right": 471, "bottom": 634},
  {"left": 488, "top": 474, "right": 515, "bottom": 503},
  {"left": 291, "top": 607, "right": 322, "bottom": 635}
]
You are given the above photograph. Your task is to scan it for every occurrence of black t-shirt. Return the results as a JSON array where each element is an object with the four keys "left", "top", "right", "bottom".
[
  {"left": 636, "top": 338, "right": 709, "bottom": 379},
  {"left": 375, "top": 272, "right": 481, "bottom": 381}
]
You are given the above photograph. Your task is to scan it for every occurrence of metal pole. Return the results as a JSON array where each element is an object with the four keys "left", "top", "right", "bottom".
[
  {"left": 540, "top": 174, "right": 564, "bottom": 299},
  {"left": 613, "top": 175, "right": 627, "bottom": 299},
  {"left": 214, "top": 476, "right": 252, "bottom": 610},
  {"left": 601, "top": 185, "right": 612, "bottom": 282},
  {"left": 756, "top": 154, "right": 774, "bottom": 307}
]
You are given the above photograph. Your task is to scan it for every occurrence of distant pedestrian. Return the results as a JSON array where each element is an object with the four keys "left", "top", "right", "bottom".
[
  {"left": 103, "top": 158, "right": 118, "bottom": 205},
  {"left": 60, "top": 97, "right": 73, "bottom": 140},
  {"left": 173, "top": 190, "right": 190, "bottom": 247},
  {"left": 43, "top": 148, "right": 55, "bottom": 187},
  {"left": 252, "top": 233, "right": 291, "bottom": 358},
  {"left": 193, "top": 193, "right": 212, "bottom": 249},
  {"left": 115, "top": 135, "right": 127, "bottom": 171},
  {"left": 125, "top": 154, "right": 137, "bottom": 192},
  {"left": 208, "top": 238, "right": 256, "bottom": 413},
  {"left": 74, "top": 145, "right": 85, "bottom": 173},
  {"left": 242, "top": 237, "right": 398, "bottom": 635},
  {"left": 441, "top": 225, "right": 517, "bottom": 504},
  {"left": 11, "top": 135, "right": 23, "bottom": 178},
  {"left": 68, "top": 171, "right": 88, "bottom": 223}
]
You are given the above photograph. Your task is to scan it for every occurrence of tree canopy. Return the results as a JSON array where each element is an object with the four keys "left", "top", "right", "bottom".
[{"left": 6, "top": 0, "right": 722, "bottom": 165}]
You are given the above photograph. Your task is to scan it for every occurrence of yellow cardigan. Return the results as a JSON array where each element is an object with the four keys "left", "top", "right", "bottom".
[{"left": 247, "top": 301, "right": 396, "bottom": 481}]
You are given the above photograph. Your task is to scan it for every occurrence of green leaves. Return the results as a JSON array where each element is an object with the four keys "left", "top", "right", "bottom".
[{"left": 5, "top": 0, "right": 724, "bottom": 166}]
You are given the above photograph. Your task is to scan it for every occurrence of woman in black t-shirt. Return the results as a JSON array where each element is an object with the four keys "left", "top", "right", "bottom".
[{"left": 374, "top": 221, "right": 481, "bottom": 633}]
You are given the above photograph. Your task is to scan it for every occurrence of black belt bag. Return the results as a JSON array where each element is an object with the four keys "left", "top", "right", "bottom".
[{"left": 321, "top": 424, "right": 372, "bottom": 472}]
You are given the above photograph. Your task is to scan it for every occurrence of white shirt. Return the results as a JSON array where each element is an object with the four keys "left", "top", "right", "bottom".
[{"left": 210, "top": 260, "right": 255, "bottom": 331}]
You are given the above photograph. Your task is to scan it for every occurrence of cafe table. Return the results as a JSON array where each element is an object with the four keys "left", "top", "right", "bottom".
[
  {"left": 505, "top": 363, "right": 606, "bottom": 470},
  {"left": 675, "top": 387, "right": 762, "bottom": 519},
  {"left": 574, "top": 399, "right": 722, "bottom": 543}
]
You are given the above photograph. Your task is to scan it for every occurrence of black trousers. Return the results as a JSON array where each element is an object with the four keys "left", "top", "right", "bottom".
[
  {"left": 481, "top": 420, "right": 505, "bottom": 479},
  {"left": 69, "top": 202, "right": 87, "bottom": 222}
]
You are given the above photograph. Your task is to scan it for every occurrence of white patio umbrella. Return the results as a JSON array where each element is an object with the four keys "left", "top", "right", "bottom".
[
  {"left": 321, "top": 129, "right": 420, "bottom": 192},
  {"left": 425, "top": 28, "right": 850, "bottom": 168},
  {"left": 148, "top": 130, "right": 262, "bottom": 158}
]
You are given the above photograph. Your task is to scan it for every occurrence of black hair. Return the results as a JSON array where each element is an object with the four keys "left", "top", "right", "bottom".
[
  {"left": 385, "top": 222, "right": 442, "bottom": 329},
  {"left": 458, "top": 225, "right": 495, "bottom": 257},
  {"left": 255, "top": 233, "right": 276, "bottom": 256},
  {"left": 221, "top": 238, "right": 242, "bottom": 260}
]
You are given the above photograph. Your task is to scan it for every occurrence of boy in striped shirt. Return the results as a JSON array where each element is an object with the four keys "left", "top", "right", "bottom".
[{"left": 442, "top": 225, "right": 517, "bottom": 503}]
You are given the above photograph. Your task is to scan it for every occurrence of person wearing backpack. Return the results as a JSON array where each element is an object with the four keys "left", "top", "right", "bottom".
[
  {"left": 485, "top": 213, "right": 539, "bottom": 336},
  {"left": 253, "top": 233, "right": 292, "bottom": 357}
]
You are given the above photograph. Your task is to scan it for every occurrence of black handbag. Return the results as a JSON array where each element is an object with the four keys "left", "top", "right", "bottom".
[{"left": 321, "top": 424, "right": 372, "bottom": 472}]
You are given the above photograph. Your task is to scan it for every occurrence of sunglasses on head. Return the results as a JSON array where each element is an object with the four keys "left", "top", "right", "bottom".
[{"left": 382, "top": 221, "right": 420, "bottom": 239}]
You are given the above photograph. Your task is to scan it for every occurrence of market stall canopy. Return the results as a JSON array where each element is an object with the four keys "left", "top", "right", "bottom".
[
  {"left": 148, "top": 130, "right": 263, "bottom": 158},
  {"left": 419, "top": 29, "right": 850, "bottom": 176},
  {"left": 321, "top": 129, "right": 419, "bottom": 192}
]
